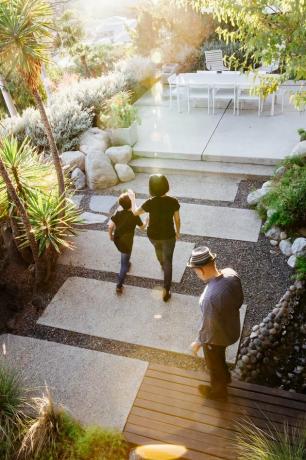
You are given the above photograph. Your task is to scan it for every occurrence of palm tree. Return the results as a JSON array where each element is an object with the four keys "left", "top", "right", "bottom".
[{"left": 0, "top": 0, "right": 65, "bottom": 197}]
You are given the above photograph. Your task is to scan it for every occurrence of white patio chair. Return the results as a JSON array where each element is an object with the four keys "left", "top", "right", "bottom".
[
  {"left": 237, "top": 84, "right": 262, "bottom": 116},
  {"left": 204, "top": 49, "right": 229, "bottom": 71},
  {"left": 187, "top": 83, "right": 210, "bottom": 113},
  {"left": 167, "top": 74, "right": 179, "bottom": 109},
  {"left": 212, "top": 83, "right": 236, "bottom": 115}
]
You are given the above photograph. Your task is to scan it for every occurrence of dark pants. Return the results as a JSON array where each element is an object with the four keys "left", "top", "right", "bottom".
[
  {"left": 203, "top": 344, "right": 231, "bottom": 396},
  {"left": 149, "top": 238, "right": 176, "bottom": 291},
  {"left": 117, "top": 252, "right": 131, "bottom": 288}
]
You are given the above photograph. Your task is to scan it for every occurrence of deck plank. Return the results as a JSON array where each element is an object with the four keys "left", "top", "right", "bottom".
[{"left": 124, "top": 364, "right": 306, "bottom": 459}]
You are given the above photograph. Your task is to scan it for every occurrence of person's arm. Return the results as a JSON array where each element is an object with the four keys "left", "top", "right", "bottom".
[
  {"left": 127, "top": 189, "right": 146, "bottom": 216},
  {"left": 174, "top": 210, "right": 181, "bottom": 240},
  {"left": 108, "top": 221, "right": 116, "bottom": 241}
]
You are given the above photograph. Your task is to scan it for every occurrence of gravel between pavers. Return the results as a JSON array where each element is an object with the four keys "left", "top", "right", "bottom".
[{"left": 11, "top": 179, "right": 292, "bottom": 371}]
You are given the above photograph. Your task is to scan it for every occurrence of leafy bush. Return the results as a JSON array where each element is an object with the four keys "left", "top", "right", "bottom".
[
  {"left": 237, "top": 419, "right": 306, "bottom": 460},
  {"left": 100, "top": 91, "right": 140, "bottom": 129},
  {"left": 75, "top": 427, "right": 128, "bottom": 460},
  {"left": 115, "top": 56, "right": 156, "bottom": 86},
  {"left": 261, "top": 162, "right": 306, "bottom": 231},
  {"left": 0, "top": 366, "right": 28, "bottom": 460},
  {"left": 298, "top": 128, "right": 306, "bottom": 141},
  {"left": 295, "top": 256, "right": 306, "bottom": 281},
  {"left": 23, "top": 100, "right": 93, "bottom": 152}
]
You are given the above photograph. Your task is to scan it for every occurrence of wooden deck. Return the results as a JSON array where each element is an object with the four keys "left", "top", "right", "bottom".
[{"left": 123, "top": 363, "right": 306, "bottom": 459}]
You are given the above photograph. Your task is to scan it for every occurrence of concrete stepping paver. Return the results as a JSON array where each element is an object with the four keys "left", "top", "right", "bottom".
[
  {"left": 89, "top": 195, "right": 118, "bottom": 213},
  {"left": 0, "top": 334, "right": 147, "bottom": 430},
  {"left": 180, "top": 203, "right": 262, "bottom": 242},
  {"left": 60, "top": 230, "right": 194, "bottom": 282},
  {"left": 111, "top": 173, "right": 240, "bottom": 202},
  {"left": 38, "top": 277, "right": 247, "bottom": 364},
  {"left": 80, "top": 212, "right": 108, "bottom": 224}
]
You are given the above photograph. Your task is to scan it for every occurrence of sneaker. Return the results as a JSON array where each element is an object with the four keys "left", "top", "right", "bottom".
[
  {"left": 198, "top": 384, "right": 228, "bottom": 401},
  {"left": 162, "top": 289, "right": 171, "bottom": 302},
  {"left": 116, "top": 286, "right": 123, "bottom": 295}
]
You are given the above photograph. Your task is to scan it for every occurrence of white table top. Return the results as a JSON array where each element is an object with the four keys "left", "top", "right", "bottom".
[{"left": 177, "top": 72, "right": 280, "bottom": 88}]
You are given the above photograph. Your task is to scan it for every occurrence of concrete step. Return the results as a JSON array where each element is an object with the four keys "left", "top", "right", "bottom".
[{"left": 130, "top": 158, "right": 275, "bottom": 179}]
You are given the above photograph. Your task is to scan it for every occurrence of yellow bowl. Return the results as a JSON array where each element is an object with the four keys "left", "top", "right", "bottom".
[{"left": 135, "top": 444, "right": 187, "bottom": 459}]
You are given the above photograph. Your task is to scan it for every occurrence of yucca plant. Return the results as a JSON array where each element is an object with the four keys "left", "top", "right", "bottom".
[
  {"left": 0, "top": 0, "right": 65, "bottom": 197},
  {"left": 237, "top": 419, "right": 306, "bottom": 460},
  {"left": 0, "top": 136, "right": 56, "bottom": 218},
  {"left": 18, "top": 191, "right": 82, "bottom": 256},
  {"left": 0, "top": 366, "right": 28, "bottom": 460}
]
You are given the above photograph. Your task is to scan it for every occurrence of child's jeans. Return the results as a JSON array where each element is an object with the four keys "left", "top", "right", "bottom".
[{"left": 117, "top": 252, "right": 131, "bottom": 288}]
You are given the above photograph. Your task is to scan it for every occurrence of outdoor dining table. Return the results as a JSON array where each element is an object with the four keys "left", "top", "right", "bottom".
[{"left": 175, "top": 71, "right": 280, "bottom": 114}]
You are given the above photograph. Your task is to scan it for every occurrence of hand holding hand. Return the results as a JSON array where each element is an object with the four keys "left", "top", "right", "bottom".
[{"left": 190, "top": 341, "right": 201, "bottom": 356}]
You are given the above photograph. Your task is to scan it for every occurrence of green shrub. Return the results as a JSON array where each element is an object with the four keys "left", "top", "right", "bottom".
[
  {"left": 261, "top": 163, "right": 306, "bottom": 231},
  {"left": 100, "top": 91, "right": 140, "bottom": 129},
  {"left": 0, "top": 366, "right": 28, "bottom": 460},
  {"left": 297, "top": 128, "right": 306, "bottom": 142},
  {"left": 75, "top": 427, "right": 128, "bottom": 460},
  {"left": 295, "top": 256, "right": 306, "bottom": 281},
  {"left": 237, "top": 419, "right": 306, "bottom": 460}
]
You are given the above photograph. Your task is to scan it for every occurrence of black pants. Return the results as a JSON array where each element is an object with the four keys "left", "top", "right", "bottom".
[
  {"left": 203, "top": 344, "right": 231, "bottom": 395},
  {"left": 149, "top": 238, "right": 176, "bottom": 291}
]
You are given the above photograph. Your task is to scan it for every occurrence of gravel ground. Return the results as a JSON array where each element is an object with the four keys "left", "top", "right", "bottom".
[{"left": 8, "top": 178, "right": 293, "bottom": 371}]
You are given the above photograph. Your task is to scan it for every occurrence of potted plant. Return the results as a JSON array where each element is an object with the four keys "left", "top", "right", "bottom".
[{"left": 100, "top": 91, "right": 140, "bottom": 146}]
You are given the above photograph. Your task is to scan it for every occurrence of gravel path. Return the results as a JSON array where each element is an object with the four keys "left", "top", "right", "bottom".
[{"left": 11, "top": 178, "right": 293, "bottom": 371}]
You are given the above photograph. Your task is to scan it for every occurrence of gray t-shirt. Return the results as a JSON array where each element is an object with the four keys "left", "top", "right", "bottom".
[{"left": 197, "top": 268, "right": 243, "bottom": 347}]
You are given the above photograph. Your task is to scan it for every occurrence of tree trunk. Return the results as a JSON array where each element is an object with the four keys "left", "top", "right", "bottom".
[
  {"left": 80, "top": 55, "right": 92, "bottom": 78},
  {"left": 0, "top": 157, "right": 40, "bottom": 282},
  {"left": 31, "top": 88, "right": 65, "bottom": 198},
  {"left": 0, "top": 74, "right": 18, "bottom": 117}
]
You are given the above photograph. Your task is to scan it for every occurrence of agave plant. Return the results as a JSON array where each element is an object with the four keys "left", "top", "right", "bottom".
[
  {"left": 17, "top": 190, "right": 82, "bottom": 256},
  {"left": 0, "top": 136, "right": 56, "bottom": 218}
]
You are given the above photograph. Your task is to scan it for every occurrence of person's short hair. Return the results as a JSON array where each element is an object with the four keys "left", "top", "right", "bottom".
[
  {"left": 118, "top": 193, "right": 131, "bottom": 210},
  {"left": 149, "top": 174, "right": 169, "bottom": 197}
]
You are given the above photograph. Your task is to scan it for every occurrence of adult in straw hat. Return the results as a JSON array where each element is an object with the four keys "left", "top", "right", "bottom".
[{"left": 187, "top": 246, "right": 244, "bottom": 400}]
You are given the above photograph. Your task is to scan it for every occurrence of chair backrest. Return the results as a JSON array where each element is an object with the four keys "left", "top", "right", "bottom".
[
  {"left": 167, "top": 74, "right": 177, "bottom": 86},
  {"left": 204, "top": 49, "right": 224, "bottom": 71}
]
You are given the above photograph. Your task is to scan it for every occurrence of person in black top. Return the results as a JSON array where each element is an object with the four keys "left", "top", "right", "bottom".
[
  {"left": 129, "top": 175, "right": 181, "bottom": 302},
  {"left": 108, "top": 193, "right": 145, "bottom": 294}
]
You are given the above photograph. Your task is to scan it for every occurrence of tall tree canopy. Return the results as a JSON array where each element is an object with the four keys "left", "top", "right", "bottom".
[{"left": 178, "top": 0, "right": 306, "bottom": 105}]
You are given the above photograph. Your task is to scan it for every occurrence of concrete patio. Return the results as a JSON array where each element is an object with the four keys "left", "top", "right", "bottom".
[{"left": 134, "top": 82, "right": 305, "bottom": 165}]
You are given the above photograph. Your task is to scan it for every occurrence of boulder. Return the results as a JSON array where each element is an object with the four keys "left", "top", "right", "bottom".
[
  {"left": 292, "top": 237, "right": 306, "bottom": 256},
  {"left": 85, "top": 152, "right": 118, "bottom": 190},
  {"left": 280, "top": 231, "right": 287, "bottom": 240},
  {"left": 287, "top": 255, "right": 297, "bottom": 268},
  {"left": 71, "top": 167, "right": 86, "bottom": 190},
  {"left": 290, "top": 140, "right": 306, "bottom": 158},
  {"left": 265, "top": 226, "right": 281, "bottom": 240},
  {"left": 261, "top": 180, "right": 273, "bottom": 191},
  {"left": 279, "top": 239, "right": 293, "bottom": 257},
  {"left": 105, "top": 145, "right": 132, "bottom": 164},
  {"left": 61, "top": 151, "right": 85, "bottom": 171},
  {"left": 247, "top": 189, "right": 264, "bottom": 206},
  {"left": 79, "top": 127, "right": 110, "bottom": 155},
  {"left": 114, "top": 163, "right": 135, "bottom": 183}
]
